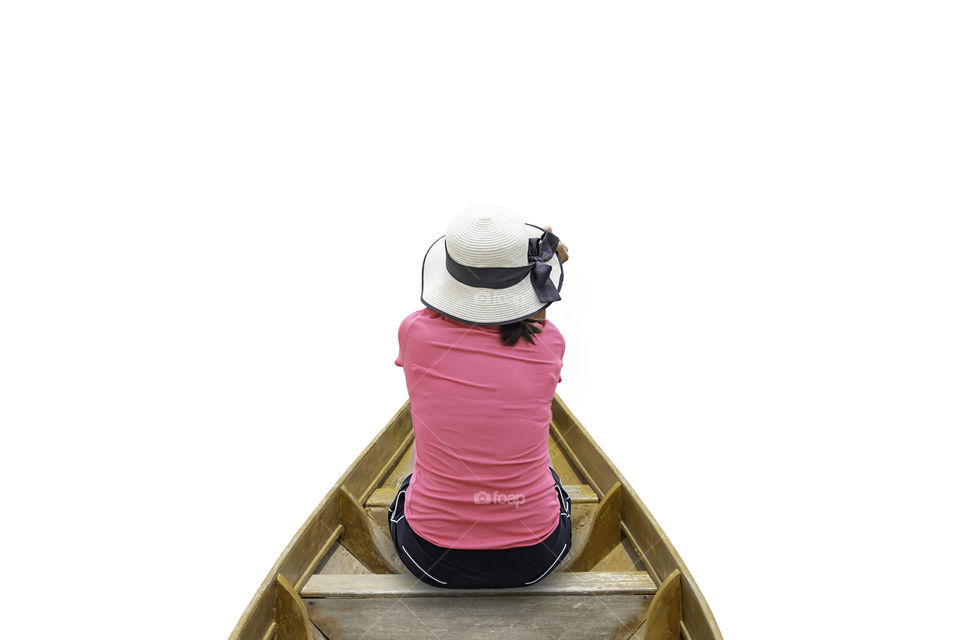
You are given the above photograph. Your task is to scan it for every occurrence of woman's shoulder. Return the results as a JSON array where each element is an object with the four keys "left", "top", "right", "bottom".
[
  {"left": 400, "top": 307, "right": 428, "bottom": 325},
  {"left": 539, "top": 317, "right": 564, "bottom": 339},
  {"left": 398, "top": 307, "right": 453, "bottom": 339},
  {"left": 396, "top": 309, "right": 433, "bottom": 366},
  {"left": 537, "top": 318, "right": 566, "bottom": 359},
  {"left": 399, "top": 308, "right": 431, "bottom": 335}
]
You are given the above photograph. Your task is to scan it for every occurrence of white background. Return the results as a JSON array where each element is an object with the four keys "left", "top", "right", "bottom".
[{"left": 2, "top": 2, "right": 958, "bottom": 639}]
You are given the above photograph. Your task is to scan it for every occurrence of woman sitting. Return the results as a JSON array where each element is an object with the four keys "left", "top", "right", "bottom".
[{"left": 389, "top": 205, "right": 572, "bottom": 589}]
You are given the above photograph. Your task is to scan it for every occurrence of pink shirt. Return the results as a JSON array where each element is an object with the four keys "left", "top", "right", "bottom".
[{"left": 394, "top": 308, "right": 565, "bottom": 550}]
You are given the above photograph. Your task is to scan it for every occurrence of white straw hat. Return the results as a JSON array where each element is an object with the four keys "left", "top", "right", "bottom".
[{"left": 420, "top": 205, "right": 564, "bottom": 325}]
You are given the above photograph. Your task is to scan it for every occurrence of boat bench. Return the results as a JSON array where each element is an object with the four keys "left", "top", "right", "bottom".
[
  {"left": 359, "top": 481, "right": 644, "bottom": 576},
  {"left": 299, "top": 570, "right": 656, "bottom": 640},
  {"left": 363, "top": 483, "right": 599, "bottom": 542},
  {"left": 365, "top": 483, "right": 599, "bottom": 510}
]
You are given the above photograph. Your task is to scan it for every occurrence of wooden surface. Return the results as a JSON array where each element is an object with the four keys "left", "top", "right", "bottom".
[
  {"left": 338, "top": 487, "right": 404, "bottom": 574},
  {"left": 305, "top": 594, "right": 650, "bottom": 640},
  {"left": 358, "top": 433, "right": 414, "bottom": 503},
  {"left": 293, "top": 525, "right": 343, "bottom": 591},
  {"left": 633, "top": 569, "right": 682, "bottom": 640},
  {"left": 549, "top": 432, "right": 587, "bottom": 483},
  {"left": 275, "top": 575, "right": 327, "bottom": 640},
  {"left": 566, "top": 482, "right": 623, "bottom": 571},
  {"left": 565, "top": 483, "right": 601, "bottom": 503},
  {"left": 592, "top": 530, "right": 646, "bottom": 572},
  {"left": 302, "top": 570, "right": 656, "bottom": 598},
  {"left": 313, "top": 542, "right": 370, "bottom": 576}
]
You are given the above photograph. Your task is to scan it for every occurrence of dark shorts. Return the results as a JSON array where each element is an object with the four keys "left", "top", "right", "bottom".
[{"left": 387, "top": 468, "right": 572, "bottom": 589}]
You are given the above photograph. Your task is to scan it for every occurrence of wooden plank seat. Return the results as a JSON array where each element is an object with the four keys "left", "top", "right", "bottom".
[
  {"left": 363, "top": 484, "right": 600, "bottom": 542},
  {"left": 301, "top": 571, "right": 656, "bottom": 640},
  {"left": 358, "top": 482, "right": 646, "bottom": 575},
  {"left": 302, "top": 570, "right": 655, "bottom": 597},
  {"left": 364, "top": 483, "right": 599, "bottom": 510}
]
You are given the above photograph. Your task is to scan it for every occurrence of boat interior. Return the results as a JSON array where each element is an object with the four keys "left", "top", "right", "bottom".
[{"left": 231, "top": 396, "right": 722, "bottom": 640}]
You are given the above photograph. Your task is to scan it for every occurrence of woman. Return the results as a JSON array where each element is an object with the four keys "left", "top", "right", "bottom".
[{"left": 389, "top": 205, "right": 571, "bottom": 589}]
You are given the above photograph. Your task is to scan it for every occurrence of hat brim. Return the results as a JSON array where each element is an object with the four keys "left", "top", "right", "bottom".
[{"left": 420, "top": 223, "right": 564, "bottom": 325}]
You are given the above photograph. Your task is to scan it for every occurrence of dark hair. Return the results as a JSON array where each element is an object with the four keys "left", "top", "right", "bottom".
[{"left": 499, "top": 319, "right": 542, "bottom": 346}]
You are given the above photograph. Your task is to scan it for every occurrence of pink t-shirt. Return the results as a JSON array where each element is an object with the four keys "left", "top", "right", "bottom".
[{"left": 394, "top": 308, "right": 565, "bottom": 550}]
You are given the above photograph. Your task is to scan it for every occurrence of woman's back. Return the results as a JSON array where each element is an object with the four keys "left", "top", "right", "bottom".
[{"left": 396, "top": 308, "right": 565, "bottom": 549}]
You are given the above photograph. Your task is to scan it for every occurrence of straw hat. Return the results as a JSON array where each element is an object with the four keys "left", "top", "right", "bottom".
[{"left": 420, "top": 205, "right": 564, "bottom": 325}]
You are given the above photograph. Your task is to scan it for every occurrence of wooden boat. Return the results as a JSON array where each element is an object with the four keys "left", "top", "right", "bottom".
[{"left": 229, "top": 395, "right": 723, "bottom": 640}]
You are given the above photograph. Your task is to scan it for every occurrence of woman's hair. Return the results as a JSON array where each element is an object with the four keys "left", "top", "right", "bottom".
[{"left": 499, "top": 319, "right": 542, "bottom": 346}]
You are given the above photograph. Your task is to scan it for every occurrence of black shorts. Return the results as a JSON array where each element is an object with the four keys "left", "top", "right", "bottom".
[{"left": 387, "top": 468, "right": 572, "bottom": 589}]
